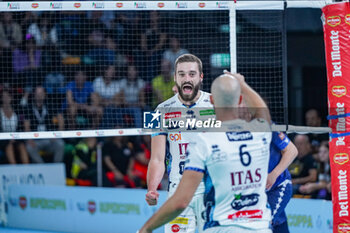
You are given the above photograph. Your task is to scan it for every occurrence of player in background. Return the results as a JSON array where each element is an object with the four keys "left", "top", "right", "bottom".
[
  {"left": 146, "top": 54, "right": 212, "bottom": 233},
  {"left": 139, "top": 73, "right": 273, "bottom": 233},
  {"left": 240, "top": 97, "right": 297, "bottom": 233},
  {"left": 266, "top": 131, "right": 297, "bottom": 233}
]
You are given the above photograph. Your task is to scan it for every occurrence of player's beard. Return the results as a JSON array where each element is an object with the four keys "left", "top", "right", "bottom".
[{"left": 176, "top": 81, "right": 201, "bottom": 103}]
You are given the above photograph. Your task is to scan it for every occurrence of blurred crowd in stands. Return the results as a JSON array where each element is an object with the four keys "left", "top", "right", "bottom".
[{"left": 0, "top": 11, "right": 331, "bottom": 199}]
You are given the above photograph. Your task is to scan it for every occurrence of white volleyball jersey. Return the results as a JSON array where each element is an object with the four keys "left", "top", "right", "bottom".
[
  {"left": 154, "top": 91, "right": 213, "bottom": 196},
  {"left": 184, "top": 119, "right": 272, "bottom": 231}
]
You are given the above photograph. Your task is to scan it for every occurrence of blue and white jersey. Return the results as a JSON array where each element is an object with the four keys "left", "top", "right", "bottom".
[
  {"left": 185, "top": 119, "right": 272, "bottom": 231},
  {"left": 269, "top": 131, "right": 292, "bottom": 190},
  {"left": 153, "top": 91, "right": 213, "bottom": 196}
]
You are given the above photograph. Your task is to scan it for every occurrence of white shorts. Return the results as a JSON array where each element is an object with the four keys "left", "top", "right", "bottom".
[
  {"left": 204, "top": 226, "right": 272, "bottom": 233},
  {"left": 165, "top": 193, "right": 205, "bottom": 233}
]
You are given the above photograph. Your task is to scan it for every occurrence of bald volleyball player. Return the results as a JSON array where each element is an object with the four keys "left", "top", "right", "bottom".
[{"left": 139, "top": 73, "right": 273, "bottom": 233}]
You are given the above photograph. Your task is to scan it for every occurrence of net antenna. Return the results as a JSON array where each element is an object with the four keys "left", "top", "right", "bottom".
[{"left": 0, "top": 1, "right": 331, "bottom": 139}]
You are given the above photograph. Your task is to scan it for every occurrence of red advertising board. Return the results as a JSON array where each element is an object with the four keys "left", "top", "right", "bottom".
[{"left": 323, "top": 2, "right": 350, "bottom": 232}]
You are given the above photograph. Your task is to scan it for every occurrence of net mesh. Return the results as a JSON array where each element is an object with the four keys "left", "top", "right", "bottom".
[
  {"left": 0, "top": 6, "right": 286, "bottom": 137},
  {"left": 236, "top": 10, "right": 284, "bottom": 124}
]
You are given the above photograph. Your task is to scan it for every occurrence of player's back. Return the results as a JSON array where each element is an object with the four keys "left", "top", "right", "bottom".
[{"left": 186, "top": 118, "right": 272, "bottom": 231}]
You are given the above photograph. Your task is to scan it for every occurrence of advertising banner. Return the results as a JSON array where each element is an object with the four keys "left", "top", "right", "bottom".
[
  {"left": 0, "top": 164, "right": 65, "bottom": 227},
  {"left": 322, "top": 2, "right": 350, "bottom": 232},
  {"left": 286, "top": 198, "right": 332, "bottom": 233},
  {"left": 7, "top": 185, "right": 167, "bottom": 233}
]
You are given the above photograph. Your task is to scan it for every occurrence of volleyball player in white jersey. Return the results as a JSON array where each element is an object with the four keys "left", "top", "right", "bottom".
[
  {"left": 146, "top": 54, "right": 212, "bottom": 233},
  {"left": 139, "top": 73, "right": 272, "bottom": 233}
]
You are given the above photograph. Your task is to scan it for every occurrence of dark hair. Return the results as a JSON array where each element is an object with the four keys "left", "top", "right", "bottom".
[{"left": 175, "top": 54, "right": 203, "bottom": 75}]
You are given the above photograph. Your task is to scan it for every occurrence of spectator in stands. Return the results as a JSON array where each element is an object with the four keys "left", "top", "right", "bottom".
[
  {"left": 0, "top": 13, "right": 22, "bottom": 49},
  {"left": 27, "top": 13, "right": 58, "bottom": 48},
  {"left": 0, "top": 12, "right": 22, "bottom": 83},
  {"left": 83, "top": 11, "right": 116, "bottom": 65},
  {"left": 103, "top": 136, "right": 140, "bottom": 188},
  {"left": 162, "top": 35, "right": 189, "bottom": 74},
  {"left": 0, "top": 90, "right": 29, "bottom": 164},
  {"left": 151, "top": 59, "right": 175, "bottom": 108},
  {"left": 93, "top": 65, "right": 122, "bottom": 107},
  {"left": 289, "top": 134, "right": 317, "bottom": 195},
  {"left": 299, "top": 141, "right": 331, "bottom": 199},
  {"left": 71, "top": 137, "right": 98, "bottom": 186},
  {"left": 132, "top": 135, "right": 151, "bottom": 188},
  {"left": 136, "top": 11, "right": 167, "bottom": 81},
  {"left": 61, "top": 69, "right": 102, "bottom": 129},
  {"left": 13, "top": 34, "right": 42, "bottom": 106},
  {"left": 305, "top": 108, "right": 328, "bottom": 151},
  {"left": 56, "top": 11, "right": 85, "bottom": 56},
  {"left": 119, "top": 65, "right": 145, "bottom": 128},
  {"left": 24, "top": 86, "right": 65, "bottom": 163},
  {"left": 119, "top": 65, "right": 145, "bottom": 108}
]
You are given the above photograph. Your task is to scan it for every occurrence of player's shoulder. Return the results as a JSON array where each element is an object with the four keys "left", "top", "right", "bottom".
[
  {"left": 249, "top": 118, "right": 271, "bottom": 130},
  {"left": 198, "top": 91, "right": 212, "bottom": 106},
  {"left": 156, "top": 95, "right": 179, "bottom": 109}
]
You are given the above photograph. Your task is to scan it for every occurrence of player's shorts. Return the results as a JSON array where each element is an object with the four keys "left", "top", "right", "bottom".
[
  {"left": 204, "top": 226, "right": 272, "bottom": 233},
  {"left": 165, "top": 192, "right": 205, "bottom": 233},
  {"left": 267, "top": 179, "right": 292, "bottom": 227}
]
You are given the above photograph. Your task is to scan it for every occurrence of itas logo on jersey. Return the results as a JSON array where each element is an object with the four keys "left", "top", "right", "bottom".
[
  {"left": 143, "top": 110, "right": 161, "bottom": 129},
  {"left": 231, "top": 193, "right": 259, "bottom": 210},
  {"left": 226, "top": 131, "right": 253, "bottom": 141},
  {"left": 231, "top": 169, "right": 262, "bottom": 191}
]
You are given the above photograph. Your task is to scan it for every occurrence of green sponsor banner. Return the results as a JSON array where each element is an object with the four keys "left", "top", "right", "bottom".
[{"left": 199, "top": 109, "right": 215, "bottom": 116}]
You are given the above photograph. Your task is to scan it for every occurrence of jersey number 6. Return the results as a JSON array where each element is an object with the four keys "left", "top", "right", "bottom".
[{"left": 239, "top": 144, "right": 251, "bottom": 167}]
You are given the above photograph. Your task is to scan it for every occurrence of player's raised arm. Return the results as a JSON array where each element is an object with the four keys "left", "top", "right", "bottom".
[
  {"left": 224, "top": 71, "right": 271, "bottom": 123},
  {"left": 146, "top": 134, "right": 166, "bottom": 206}
]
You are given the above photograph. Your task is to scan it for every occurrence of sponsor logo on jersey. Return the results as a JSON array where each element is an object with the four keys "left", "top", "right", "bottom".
[
  {"left": 7, "top": 3, "right": 20, "bottom": 9},
  {"left": 338, "top": 223, "right": 350, "bottom": 233},
  {"left": 226, "top": 131, "right": 253, "bottom": 141},
  {"left": 228, "top": 209, "right": 263, "bottom": 219},
  {"left": 88, "top": 200, "right": 96, "bottom": 214},
  {"left": 74, "top": 3, "right": 81, "bottom": 8},
  {"left": 199, "top": 109, "right": 215, "bottom": 116},
  {"left": 165, "top": 112, "right": 181, "bottom": 119},
  {"left": 171, "top": 224, "right": 180, "bottom": 232},
  {"left": 332, "top": 86, "right": 347, "bottom": 97},
  {"left": 327, "top": 16, "right": 341, "bottom": 27},
  {"left": 169, "top": 133, "right": 182, "bottom": 142},
  {"left": 231, "top": 169, "right": 262, "bottom": 191},
  {"left": 231, "top": 193, "right": 259, "bottom": 210},
  {"left": 31, "top": 3, "right": 39, "bottom": 8},
  {"left": 19, "top": 196, "right": 27, "bottom": 210},
  {"left": 170, "top": 217, "right": 189, "bottom": 225},
  {"left": 116, "top": 2, "right": 123, "bottom": 8},
  {"left": 334, "top": 153, "right": 349, "bottom": 165}
]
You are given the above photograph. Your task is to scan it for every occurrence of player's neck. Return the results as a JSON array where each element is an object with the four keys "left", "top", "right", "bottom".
[
  {"left": 215, "top": 109, "right": 239, "bottom": 122},
  {"left": 178, "top": 91, "right": 201, "bottom": 106}
]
